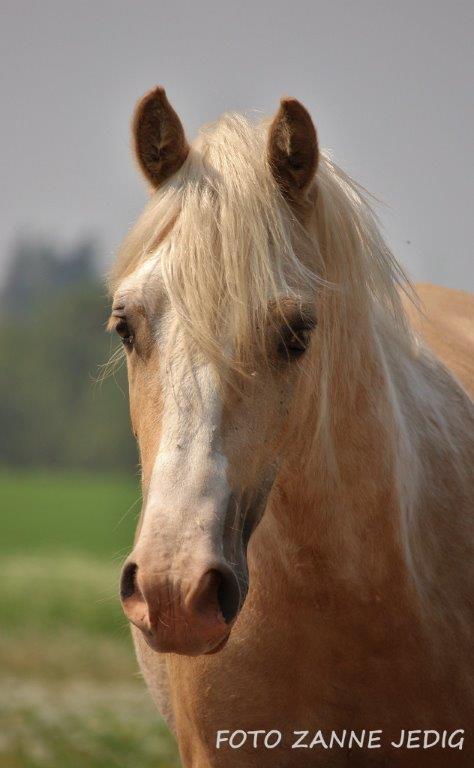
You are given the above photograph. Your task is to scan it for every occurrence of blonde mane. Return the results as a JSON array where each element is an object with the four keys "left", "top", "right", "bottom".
[
  {"left": 111, "top": 110, "right": 413, "bottom": 371},
  {"left": 110, "top": 112, "right": 416, "bottom": 472}
]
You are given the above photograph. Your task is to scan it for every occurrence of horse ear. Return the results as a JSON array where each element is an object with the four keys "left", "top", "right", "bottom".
[
  {"left": 268, "top": 98, "right": 318, "bottom": 202},
  {"left": 132, "top": 86, "right": 189, "bottom": 188}
]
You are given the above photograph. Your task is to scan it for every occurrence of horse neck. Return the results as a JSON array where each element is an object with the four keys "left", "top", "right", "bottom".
[
  {"left": 260, "top": 307, "right": 472, "bottom": 634},
  {"left": 263, "top": 315, "right": 416, "bottom": 599}
]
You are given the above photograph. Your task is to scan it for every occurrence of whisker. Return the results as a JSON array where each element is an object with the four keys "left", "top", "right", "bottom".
[{"left": 93, "top": 344, "right": 126, "bottom": 387}]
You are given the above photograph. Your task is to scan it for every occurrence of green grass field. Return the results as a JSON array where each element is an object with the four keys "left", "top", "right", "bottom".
[{"left": 0, "top": 470, "right": 181, "bottom": 768}]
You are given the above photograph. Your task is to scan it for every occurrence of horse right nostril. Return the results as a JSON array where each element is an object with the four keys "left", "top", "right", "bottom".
[{"left": 120, "top": 561, "right": 138, "bottom": 600}]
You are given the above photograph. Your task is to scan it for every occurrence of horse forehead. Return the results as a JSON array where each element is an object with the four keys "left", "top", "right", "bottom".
[{"left": 113, "top": 256, "right": 162, "bottom": 305}]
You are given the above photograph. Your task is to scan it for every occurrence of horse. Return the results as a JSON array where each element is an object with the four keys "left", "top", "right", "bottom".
[{"left": 108, "top": 86, "right": 474, "bottom": 767}]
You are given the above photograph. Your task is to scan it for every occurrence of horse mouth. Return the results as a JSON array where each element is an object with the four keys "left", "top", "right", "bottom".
[{"left": 205, "top": 632, "right": 231, "bottom": 654}]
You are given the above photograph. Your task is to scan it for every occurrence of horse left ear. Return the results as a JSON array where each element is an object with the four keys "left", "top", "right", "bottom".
[
  {"left": 132, "top": 86, "right": 189, "bottom": 189},
  {"left": 268, "top": 98, "right": 318, "bottom": 202}
]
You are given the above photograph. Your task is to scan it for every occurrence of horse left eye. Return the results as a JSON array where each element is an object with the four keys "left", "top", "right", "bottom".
[{"left": 278, "top": 323, "right": 314, "bottom": 360}]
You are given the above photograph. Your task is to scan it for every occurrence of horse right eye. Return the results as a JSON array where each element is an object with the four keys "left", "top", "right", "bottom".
[{"left": 277, "top": 317, "right": 317, "bottom": 361}]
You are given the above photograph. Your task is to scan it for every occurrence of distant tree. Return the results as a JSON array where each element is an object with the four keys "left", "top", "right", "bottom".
[
  {"left": 0, "top": 238, "right": 137, "bottom": 471},
  {"left": 1, "top": 237, "right": 97, "bottom": 320}
]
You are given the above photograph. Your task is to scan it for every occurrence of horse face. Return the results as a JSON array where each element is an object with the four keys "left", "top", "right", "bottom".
[
  {"left": 114, "top": 87, "right": 319, "bottom": 655},
  {"left": 112, "top": 264, "right": 316, "bottom": 655}
]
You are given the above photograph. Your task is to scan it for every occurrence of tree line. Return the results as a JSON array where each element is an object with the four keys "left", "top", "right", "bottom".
[{"left": 0, "top": 238, "right": 137, "bottom": 471}]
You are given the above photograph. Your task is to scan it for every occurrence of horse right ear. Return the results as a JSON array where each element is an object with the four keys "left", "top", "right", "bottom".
[{"left": 132, "top": 86, "right": 189, "bottom": 189}]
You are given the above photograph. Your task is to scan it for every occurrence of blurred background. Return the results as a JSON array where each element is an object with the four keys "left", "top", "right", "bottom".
[{"left": 0, "top": 2, "right": 472, "bottom": 767}]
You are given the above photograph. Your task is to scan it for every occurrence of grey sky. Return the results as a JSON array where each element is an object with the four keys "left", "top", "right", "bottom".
[{"left": 1, "top": 0, "right": 472, "bottom": 289}]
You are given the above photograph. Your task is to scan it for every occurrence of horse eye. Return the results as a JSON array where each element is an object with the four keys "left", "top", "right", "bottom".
[
  {"left": 278, "top": 321, "right": 315, "bottom": 360},
  {"left": 115, "top": 318, "right": 134, "bottom": 347}
]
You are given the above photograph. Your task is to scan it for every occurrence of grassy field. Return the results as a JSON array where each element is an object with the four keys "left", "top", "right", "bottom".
[{"left": 0, "top": 470, "right": 181, "bottom": 768}]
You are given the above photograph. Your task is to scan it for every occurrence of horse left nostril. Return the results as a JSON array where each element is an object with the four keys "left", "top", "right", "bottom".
[
  {"left": 189, "top": 567, "right": 242, "bottom": 625},
  {"left": 216, "top": 569, "right": 241, "bottom": 624},
  {"left": 120, "top": 561, "right": 138, "bottom": 600}
]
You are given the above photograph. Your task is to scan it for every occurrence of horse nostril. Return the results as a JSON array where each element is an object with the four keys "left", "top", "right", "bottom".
[
  {"left": 120, "top": 561, "right": 138, "bottom": 600},
  {"left": 216, "top": 569, "right": 241, "bottom": 624},
  {"left": 191, "top": 568, "right": 241, "bottom": 625}
]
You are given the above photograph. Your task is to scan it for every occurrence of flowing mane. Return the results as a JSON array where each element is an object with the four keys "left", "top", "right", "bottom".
[{"left": 110, "top": 112, "right": 414, "bottom": 388}]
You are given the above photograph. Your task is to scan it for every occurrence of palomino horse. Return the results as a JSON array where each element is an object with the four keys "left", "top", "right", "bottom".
[{"left": 109, "top": 87, "right": 473, "bottom": 767}]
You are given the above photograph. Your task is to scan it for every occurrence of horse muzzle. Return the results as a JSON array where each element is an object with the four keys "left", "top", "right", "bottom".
[{"left": 120, "top": 550, "right": 244, "bottom": 655}]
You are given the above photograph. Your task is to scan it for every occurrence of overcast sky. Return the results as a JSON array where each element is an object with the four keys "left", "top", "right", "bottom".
[{"left": 1, "top": 0, "right": 472, "bottom": 289}]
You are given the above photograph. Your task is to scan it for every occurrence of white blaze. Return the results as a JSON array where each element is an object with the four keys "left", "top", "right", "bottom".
[{"left": 141, "top": 360, "right": 230, "bottom": 554}]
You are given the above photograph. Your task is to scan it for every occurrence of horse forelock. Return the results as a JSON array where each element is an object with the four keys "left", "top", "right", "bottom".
[{"left": 110, "top": 110, "right": 412, "bottom": 362}]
